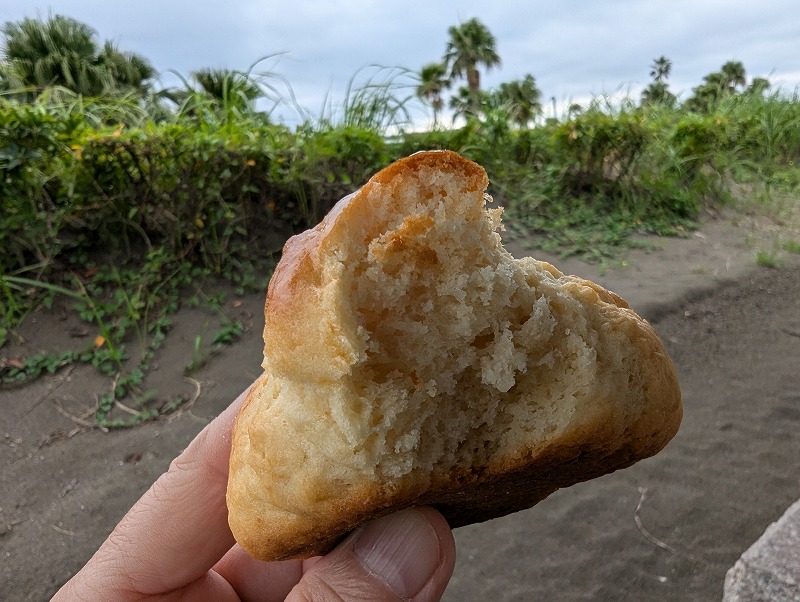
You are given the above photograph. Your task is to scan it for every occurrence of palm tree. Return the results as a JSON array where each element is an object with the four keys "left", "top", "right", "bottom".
[
  {"left": 98, "top": 41, "right": 156, "bottom": 97},
  {"left": 747, "top": 76, "right": 770, "bottom": 96},
  {"left": 0, "top": 62, "right": 23, "bottom": 92},
  {"left": 417, "top": 62, "right": 449, "bottom": 126},
  {"left": 641, "top": 81, "right": 676, "bottom": 107},
  {"left": 649, "top": 56, "right": 672, "bottom": 83},
  {"left": 720, "top": 60, "right": 746, "bottom": 92},
  {"left": 2, "top": 15, "right": 111, "bottom": 96},
  {"left": 685, "top": 76, "right": 722, "bottom": 112},
  {"left": 496, "top": 74, "right": 542, "bottom": 126},
  {"left": 190, "top": 68, "right": 262, "bottom": 112},
  {"left": 443, "top": 18, "right": 500, "bottom": 115},
  {"left": 1, "top": 15, "right": 154, "bottom": 98},
  {"left": 567, "top": 103, "right": 583, "bottom": 119},
  {"left": 641, "top": 56, "right": 676, "bottom": 107},
  {"left": 449, "top": 86, "right": 477, "bottom": 122},
  {"left": 685, "top": 62, "right": 748, "bottom": 112}
]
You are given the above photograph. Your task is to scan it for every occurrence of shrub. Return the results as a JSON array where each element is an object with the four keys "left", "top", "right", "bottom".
[
  {"left": 550, "top": 109, "right": 648, "bottom": 198},
  {"left": 0, "top": 102, "right": 86, "bottom": 272},
  {"left": 283, "top": 124, "right": 390, "bottom": 224}
]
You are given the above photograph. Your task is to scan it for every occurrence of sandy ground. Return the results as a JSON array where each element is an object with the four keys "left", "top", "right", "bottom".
[{"left": 1, "top": 211, "right": 799, "bottom": 601}]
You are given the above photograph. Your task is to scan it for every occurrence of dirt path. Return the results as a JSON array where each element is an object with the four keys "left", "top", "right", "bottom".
[{"left": 1, "top": 213, "right": 799, "bottom": 601}]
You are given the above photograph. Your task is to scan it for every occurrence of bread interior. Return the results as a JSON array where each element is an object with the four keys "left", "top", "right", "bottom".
[{"left": 322, "top": 168, "right": 606, "bottom": 480}]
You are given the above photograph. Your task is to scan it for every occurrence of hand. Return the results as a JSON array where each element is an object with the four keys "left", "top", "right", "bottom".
[{"left": 53, "top": 386, "right": 456, "bottom": 601}]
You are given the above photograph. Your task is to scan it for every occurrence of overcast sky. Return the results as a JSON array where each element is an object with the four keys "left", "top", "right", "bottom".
[{"left": 3, "top": 1, "right": 800, "bottom": 126}]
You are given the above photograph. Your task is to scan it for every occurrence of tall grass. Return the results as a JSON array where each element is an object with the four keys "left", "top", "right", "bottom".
[
  {"left": 717, "top": 91, "right": 800, "bottom": 173},
  {"left": 164, "top": 54, "right": 304, "bottom": 128},
  {"left": 315, "top": 65, "right": 418, "bottom": 133}
]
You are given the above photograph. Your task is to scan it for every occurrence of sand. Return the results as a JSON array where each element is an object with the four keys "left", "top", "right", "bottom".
[{"left": 1, "top": 212, "right": 799, "bottom": 601}]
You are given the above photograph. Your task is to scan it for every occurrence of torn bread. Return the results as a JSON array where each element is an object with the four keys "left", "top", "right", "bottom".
[{"left": 227, "top": 150, "right": 682, "bottom": 561}]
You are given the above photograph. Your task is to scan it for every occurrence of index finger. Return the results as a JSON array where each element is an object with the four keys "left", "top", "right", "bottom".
[{"left": 72, "top": 384, "right": 251, "bottom": 597}]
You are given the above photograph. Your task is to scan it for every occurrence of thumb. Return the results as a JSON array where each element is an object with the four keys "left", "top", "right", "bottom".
[{"left": 287, "top": 507, "right": 455, "bottom": 602}]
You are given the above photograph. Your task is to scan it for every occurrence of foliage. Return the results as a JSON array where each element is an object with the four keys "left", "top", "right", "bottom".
[
  {"left": 0, "top": 99, "right": 87, "bottom": 272},
  {"left": 161, "top": 55, "right": 297, "bottom": 126},
  {"left": 755, "top": 249, "right": 781, "bottom": 268},
  {"left": 1, "top": 14, "right": 155, "bottom": 100},
  {"left": 551, "top": 108, "right": 649, "bottom": 198},
  {"left": 641, "top": 56, "right": 676, "bottom": 107},
  {"left": 417, "top": 62, "right": 449, "bottom": 126},
  {"left": 329, "top": 66, "right": 416, "bottom": 133},
  {"left": 684, "top": 60, "right": 771, "bottom": 113},
  {"left": 285, "top": 124, "right": 390, "bottom": 224},
  {"left": 493, "top": 75, "right": 543, "bottom": 126},
  {"left": 442, "top": 18, "right": 501, "bottom": 116},
  {"left": 190, "top": 68, "right": 262, "bottom": 111}
]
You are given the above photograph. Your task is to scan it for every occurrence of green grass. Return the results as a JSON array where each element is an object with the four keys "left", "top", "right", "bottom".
[
  {"left": 755, "top": 249, "right": 782, "bottom": 268},
  {"left": 0, "top": 253, "right": 257, "bottom": 427}
]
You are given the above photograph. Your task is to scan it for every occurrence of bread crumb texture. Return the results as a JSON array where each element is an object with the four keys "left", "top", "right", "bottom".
[
  {"left": 227, "top": 151, "right": 681, "bottom": 560},
  {"left": 345, "top": 173, "right": 591, "bottom": 479}
]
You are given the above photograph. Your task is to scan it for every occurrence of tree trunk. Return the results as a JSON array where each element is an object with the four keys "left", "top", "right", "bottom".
[{"left": 467, "top": 67, "right": 480, "bottom": 115}]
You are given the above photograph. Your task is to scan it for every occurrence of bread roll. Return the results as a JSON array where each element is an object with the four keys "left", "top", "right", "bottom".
[{"left": 227, "top": 150, "right": 682, "bottom": 561}]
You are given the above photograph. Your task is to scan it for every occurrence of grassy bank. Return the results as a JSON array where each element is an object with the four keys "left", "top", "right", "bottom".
[{"left": 2, "top": 91, "right": 799, "bottom": 426}]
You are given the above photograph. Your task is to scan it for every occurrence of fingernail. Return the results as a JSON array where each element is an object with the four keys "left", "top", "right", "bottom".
[{"left": 354, "top": 509, "right": 440, "bottom": 598}]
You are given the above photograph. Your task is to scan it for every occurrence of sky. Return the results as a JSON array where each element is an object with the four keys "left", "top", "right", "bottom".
[{"left": 2, "top": 0, "right": 800, "bottom": 127}]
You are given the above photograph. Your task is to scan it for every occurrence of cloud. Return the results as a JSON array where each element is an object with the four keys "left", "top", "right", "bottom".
[{"left": 4, "top": 0, "right": 800, "bottom": 124}]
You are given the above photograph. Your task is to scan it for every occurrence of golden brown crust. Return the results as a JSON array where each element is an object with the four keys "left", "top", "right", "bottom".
[{"left": 226, "top": 150, "right": 682, "bottom": 561}]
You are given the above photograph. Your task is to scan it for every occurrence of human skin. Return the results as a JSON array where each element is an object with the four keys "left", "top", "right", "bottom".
[{"left": 52, "top": 386, "right": 456, "bottom": 602}]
